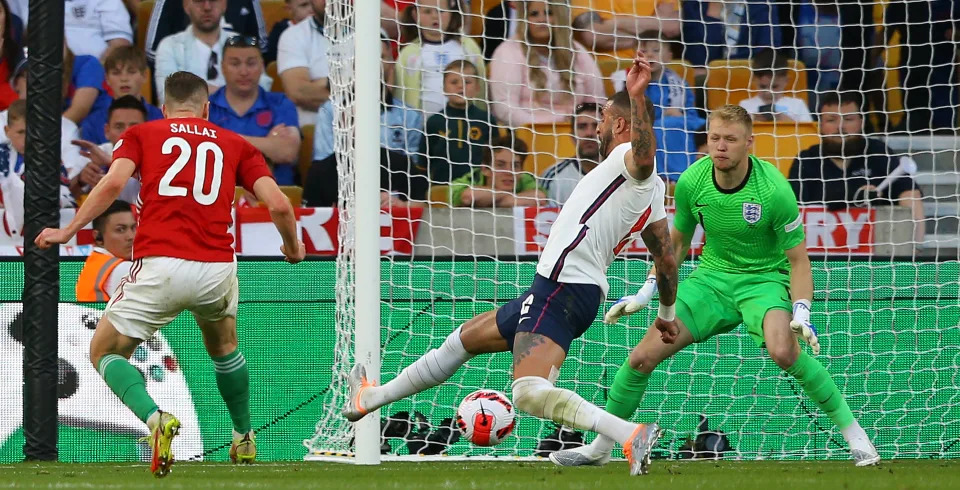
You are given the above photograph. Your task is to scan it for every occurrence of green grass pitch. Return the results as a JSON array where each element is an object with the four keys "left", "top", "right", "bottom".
[{"left": 1, "top": 460, "right": 957, "bottom": 489}]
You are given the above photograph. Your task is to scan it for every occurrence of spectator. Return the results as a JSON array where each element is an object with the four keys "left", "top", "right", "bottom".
[
  {"left": 80, "top": 47, "right": 164, "bottom": 144},
  {"left": 2, "top": 0, "right": 23, "bottom": 39},
  {"left": 445, "top": 133, "right": 544, "bottom": 208},
  {"left": 153, "top": 0, "right": 273, "bottom": 104},
  {"left": 64, "top": 0, "right": 133, "bottom": 61},
  {"left": 0, "top": 0, "right": 22, "bottom": 112},
  {"left": 0, "top": 100, "right": 76, "bottom": 237},
  {"left": 569, "top": 0, "right": 680, "bottom": 61},
  {"left": 489, "top": 0, "right": 604, "bottom": 127},
  {"left": 795, "top": 0, "right": 841, "bottom": 104},
  {"left": 265, "top": 0, "right": 313, "bottom": 65},
  {"left": 538, "top": 102, "right": 601, "bottom": 206},
  {"left": 420, "top": 60, "right": 499, "bottom": 184},
  {"left": 71, "top": 96, "right": 147, "bottom": 203},
  {"left": 481, "top": 1, "right": 517, "bottom": 59},
  {"left": 693, "top": 128, "right": 708, "bottom": 158},
  {"left": 209, "top": 36, "right": 301, "bottom": 185},
  {"left": 789, "top": 92, "right": 925, "bottom": 243},
  {"left": 64, "top": 45, "right": 113, "bottom": 125},
  {"left": 76, "top": 200, "right": 135, "bottom": 302},
  {"left": 395, "top": 0, "right": 486, "bottom": 114},
  {"left": 1, "top": 57, "right": 86, "bottom": 178},
  {"left": 305, "top": 40, "right": 428, "bottom": 207},
  {"left": 277, "top": 0, "right": 331, "bottom": 126},
  {"left": 145, "top": 0, "right": 266, "bottom": 63},
  {"left": 615, "top": 31, "right": 705, "bottom": 180},
  {"left": 681, "top": 0, "right": 782, "bottom": 74},
  {"left": 739, "top": 49, "right": 813, "bottom": 123}
]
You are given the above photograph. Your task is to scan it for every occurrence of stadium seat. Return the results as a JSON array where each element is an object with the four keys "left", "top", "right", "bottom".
[
  {"left": 260, "top": 1, "right": 288, "bottom": 35},
  {"left": 428, "top": 185, "right": 452, "bottom": 207},
  {"left": 514, "top": 123, "right": 576, "bottom": 177},
  {"left": 750, "top": 121, "right": 820, "bottom": 177},
  {"left": 299, "top": 124, "right": 315, "bottom": 184},
  {"left": 267, "top": 61, "right": 283, "bottom": 92},
  {"left": 704, "top": 59, "right": 809, "bottom": 111},
  {"left": 136, "top": 1, "right": 154, "bottom": 52}
]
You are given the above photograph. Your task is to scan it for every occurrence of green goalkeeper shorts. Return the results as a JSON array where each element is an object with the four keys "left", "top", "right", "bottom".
[{"left": 675, "top": 267, "right": 792, "bottom": 347}]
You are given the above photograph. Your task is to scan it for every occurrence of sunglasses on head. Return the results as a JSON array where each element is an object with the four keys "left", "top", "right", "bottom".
[{"left": 225, "top": 35, "right": 259, "bottom": 48}]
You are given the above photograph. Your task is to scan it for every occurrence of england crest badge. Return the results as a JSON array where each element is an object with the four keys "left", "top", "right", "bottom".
[{"left": 742, "top": 202, "right": 762, "bottom": 224}]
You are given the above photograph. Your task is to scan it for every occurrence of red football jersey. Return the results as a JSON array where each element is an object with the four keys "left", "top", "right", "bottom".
[{"left": 112, "top": 117, "right": 273, "bottom": 262}]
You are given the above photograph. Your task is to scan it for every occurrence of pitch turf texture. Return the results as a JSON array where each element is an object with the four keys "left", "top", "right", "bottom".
[{"left": 1, "top": 460, "right": 957, "bottom": 489}]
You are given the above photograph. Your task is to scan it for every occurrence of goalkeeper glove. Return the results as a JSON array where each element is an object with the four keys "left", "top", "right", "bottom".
[
  {"left": 789, "top": 299, "right": 820, "bottom": 355},
  {"left": 604, "top": 275, "right": 657, "bottom": 324}
]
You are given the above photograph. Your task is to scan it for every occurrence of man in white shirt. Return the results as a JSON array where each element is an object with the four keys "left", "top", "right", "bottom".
[
  {"left": 277, "top": 0, "right": 331, "bottom": 126},
  {"left": 738, "top": 49, "right": 813, "bottom": 123},
  {"left": 539, "top": 102, "right": 602, "bottom": 206},
  {"left": 154, "top": 0, "right": 272, "bottom": 103},
  {"left": 64, "top": 0, "right": 133, "bottom": 61}
]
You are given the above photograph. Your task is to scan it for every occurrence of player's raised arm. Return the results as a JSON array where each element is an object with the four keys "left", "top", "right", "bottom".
[
  {"left": 624, "top": 50, "right": 656, "bottom": 182},
  {"left": 252, "top": 175, "right": 305, "bottom": 264},
  {"left": 34, "top": 158, "right": 136, "bottom": 249}
]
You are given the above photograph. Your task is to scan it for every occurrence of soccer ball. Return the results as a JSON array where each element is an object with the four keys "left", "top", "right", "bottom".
[{"left": 456, "top": 390, "right": 516, "bottom": 446}]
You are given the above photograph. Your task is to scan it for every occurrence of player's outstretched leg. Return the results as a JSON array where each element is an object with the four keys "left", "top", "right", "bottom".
[
  {"left": 511, "top": 332, "right": 660, "bottom": 476},
  {"left": 90, "top": 316, "right": 180, "bottom": 477},
  {"left": 550, "top": 321, "right": 693, "bottom": 467},
  {"left": 196, "top": 316, "right": 256, "bottom": 463},
  {"left": 764, "top": 310, "right": 880, "bottom": 466},
  {"left": 343, "top": 310, "right": 508, "bottom": 422}
]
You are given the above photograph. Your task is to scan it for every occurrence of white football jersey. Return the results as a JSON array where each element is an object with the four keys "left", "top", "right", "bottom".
[{"left": 536, "top": 142, "right": 667, "bottom": 295}]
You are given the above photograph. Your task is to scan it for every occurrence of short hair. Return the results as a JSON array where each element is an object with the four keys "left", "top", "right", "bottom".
[
  {"left": 483, "top": 131, "right": 529, "bottom": 168},
  {"left": 222, "top": 35, "right": 263, "bottom": 59},
  {"left": 6, "top": 98, "right": 26, "bottom": 124},
  {"left": 443, "top": 59, "right": 478, "bottom": 78},
  {"left": 819, "top": 91, "right": 863, "bottom": 113},
  {"left": 638, "top": 29, "right": 663, "bottom": 46},
  {"left": 92, "top": 201, "right": 134, "bottom": 243},
  {"left": 103, "top": 46, "right": 147, "bottom": 73},
  {"left": 708, "top": 104, "right": 753, "bottom": 133},
  {"left": 751, "top": 48, "right": 788, "bottom": 78},
  {"left": 108, "top": 95, "right": 148, "bottom": 122},
  {"left": 608, "top": 90, "right": 655, "bottom": 122},
  {"left": 164, "top": 71, "right": 209, "bottom": 111}
]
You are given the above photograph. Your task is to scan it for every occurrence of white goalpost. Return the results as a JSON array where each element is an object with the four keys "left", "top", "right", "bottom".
[{"left": 305, "top": 0, "right": 960, "bottom": 464}]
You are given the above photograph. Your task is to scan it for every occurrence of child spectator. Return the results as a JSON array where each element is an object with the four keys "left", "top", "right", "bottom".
[
  {"left": 489, "top": 0, "right": 604, "bottom": 127},
  {"left": 265, "top": 0, "right": 314, "bottom": 65},
  {"left": 80, "top": 47, "right": 164, "bottom": 144},
  {"left": 420, "top": 60, "right": 500, "bottom": 184},
  {"left": 64, "top": 44, "right": 113, "bottom": 125},
  {"left": 444, "top": 133, "right": 545, "bottom": 207},
  {"left": 739, "top": 49, "right": 813, "bottom": 123},
  {"left": 0, "top": 100, "right": 76, "bottom": 237},
  {"left": 394, "top": 0, "right": 486, "bottom": 114}
]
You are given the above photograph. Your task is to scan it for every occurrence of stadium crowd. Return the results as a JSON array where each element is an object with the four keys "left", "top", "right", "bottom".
[{"left": 0, "top": 0, "right": 957, "bottom": 243}]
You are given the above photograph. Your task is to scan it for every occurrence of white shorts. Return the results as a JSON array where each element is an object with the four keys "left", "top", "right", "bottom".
[{"left": 105, "top": 256, "right": 238, "bottom": 340}]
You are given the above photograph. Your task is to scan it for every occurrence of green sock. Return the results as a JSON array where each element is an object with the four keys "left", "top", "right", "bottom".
[
  {"left": 785, "top": 351, "right": 855, "bottom": 429},
  {"left": 212, "top": 349, "right": 251, "bottom": 434},
  {"left": 98, "top": 354, "right": 159, "bottom": 422},
  {"left": 605, "top": 359, "right": 650, "bottom": 420}
]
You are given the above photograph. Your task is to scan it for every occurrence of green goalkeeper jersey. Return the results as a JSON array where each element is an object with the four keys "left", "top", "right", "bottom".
[{"left": 673, "top": 154, "right": 805, "bottom": 274}]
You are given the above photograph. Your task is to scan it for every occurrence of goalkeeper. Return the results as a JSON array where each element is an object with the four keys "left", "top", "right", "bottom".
[{"left": 551, "top": 105, "right": 880, "bottom": 467}]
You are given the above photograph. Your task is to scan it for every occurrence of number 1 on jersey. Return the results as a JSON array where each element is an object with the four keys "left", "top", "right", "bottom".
[{"left": 158, "top": 136, "right": 225, "bottom": 205}]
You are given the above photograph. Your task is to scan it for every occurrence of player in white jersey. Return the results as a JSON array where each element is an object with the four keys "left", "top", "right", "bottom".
[{"left": 342, "top": 52, "right": 679, "bottom": 476}]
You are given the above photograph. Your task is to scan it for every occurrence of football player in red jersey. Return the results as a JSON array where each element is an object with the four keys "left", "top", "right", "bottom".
[{"left": 36, "top": 71, "right": 305, "bottom": 476}]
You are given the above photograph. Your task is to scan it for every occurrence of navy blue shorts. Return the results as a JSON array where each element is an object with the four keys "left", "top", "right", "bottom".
[{"left": 495, "top": 274, "right": 604, "bottom": 353}]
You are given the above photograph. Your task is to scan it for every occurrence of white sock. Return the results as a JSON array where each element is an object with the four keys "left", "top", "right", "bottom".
[
  {"left": 512, "top": 376, "right": 637, "bottom": 445},
  {"left": 146, "top": 410, "right": 161, "bottom": 431},
  {"left": 362, "top": 327, "right": 473, "bottom": 410},
  {"left": 840, "top": 419, "right": 874, "bottom": 452},
  {"left": 588, "top": 434, "right": 616, "bottom": 454}
]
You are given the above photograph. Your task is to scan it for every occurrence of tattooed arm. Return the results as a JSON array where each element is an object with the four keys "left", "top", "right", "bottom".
[
  {"left": 623, "top": 51, "right": 657, "bottom": 182},
  {"left": 639, "top": 218, "right": 678, "bottom": 307}
]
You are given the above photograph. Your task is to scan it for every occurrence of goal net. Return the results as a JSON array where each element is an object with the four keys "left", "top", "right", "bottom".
[{"left": 305, "top": 0, "right": 960, "bottom": 461}]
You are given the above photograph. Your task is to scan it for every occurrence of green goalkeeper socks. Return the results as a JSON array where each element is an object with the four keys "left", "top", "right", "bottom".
[
  {"left": 786, "top": 352, "right": 855, "bottom": 429},
  {"left": 212, "top": 349, "right": 251, "bottom": 434},
  {"left": 98, "top": 354, "right": 159, "bottom": 422},
  {"left": 606, "top": 359, "right": 651, "bottom": 420}
]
